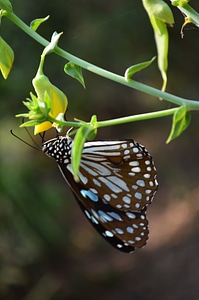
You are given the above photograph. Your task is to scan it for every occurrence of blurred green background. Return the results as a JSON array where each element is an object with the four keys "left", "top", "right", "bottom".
[{"left": 1, "top": 0, "right": 199, "bottom": 299}]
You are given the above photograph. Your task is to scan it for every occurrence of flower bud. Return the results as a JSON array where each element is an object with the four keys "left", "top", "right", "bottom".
[
  {"left": 32, "top": 72, "right": 68, "bottom": 134},
  {"left": 142, "top": 0, "right": 174, "bottom": 91}
]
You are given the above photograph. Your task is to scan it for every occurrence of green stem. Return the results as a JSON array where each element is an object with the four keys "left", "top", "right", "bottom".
[
  {"left": 97, "top": 107, "right": 177, "bottom": 127},
  {"left": 48, "top": 117, "right": 80, "bottom": 127},
  {"left": 4, "top": 10, "right": 199, "bottom": 109},
  {"left": 49, "top": 107, "right": 178, "bottom": 128}
]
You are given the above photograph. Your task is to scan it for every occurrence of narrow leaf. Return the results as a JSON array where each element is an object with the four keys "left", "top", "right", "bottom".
[
  {"left": 166, "top": 106, "right": 191, "bottom": 143},
  {"left": 71, "top": 126, "right": 90, "bottom": 182},
  {"left": 30, "top": 16, "right": 50, "bottom": 31},
  {"left": 125, "top": 57, "right": 156, "bottom": 81},
  {"left": 71, "top": 116, "right": 98, "bottom": 181},
  {"left": 64, "top": 62, "right": 86, "bottom": 88}
]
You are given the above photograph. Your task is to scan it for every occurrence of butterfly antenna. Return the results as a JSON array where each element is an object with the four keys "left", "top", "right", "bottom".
[{"left": 10, "top": 129, "right": 40, "bottom": 151}]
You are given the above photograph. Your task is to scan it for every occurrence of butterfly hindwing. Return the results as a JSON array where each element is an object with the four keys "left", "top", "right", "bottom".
[{"left": 58, "top": 164, "right": 149, "bottom": 252}]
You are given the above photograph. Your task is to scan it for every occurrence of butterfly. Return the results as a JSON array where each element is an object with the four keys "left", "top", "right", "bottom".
[{"left": 42, "top": 135, "right": 158, "bottom": 253}]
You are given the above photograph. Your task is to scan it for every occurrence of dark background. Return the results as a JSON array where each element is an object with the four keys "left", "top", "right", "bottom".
[{"left": 1, "top": 1, "right": 199, "bottom": 299}]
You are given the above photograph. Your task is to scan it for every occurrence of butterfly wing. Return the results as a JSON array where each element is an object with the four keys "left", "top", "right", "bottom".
[
  {"left": 43, "top": 137, "right": 158, "bottom": 253},
  {"left": 77, "top": 140, "right": 158, "bottom": 212},
  {"left": 58, "top": 163, "right": 149, "bottom": 253}
]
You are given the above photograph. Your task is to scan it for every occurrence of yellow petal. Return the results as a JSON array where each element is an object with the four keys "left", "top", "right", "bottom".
[
  {"left": 50, "top": 86, "right": 68, "bottom": 117},
  {"left": 34, "top": 121, "right": 52, "bottom": 135}
]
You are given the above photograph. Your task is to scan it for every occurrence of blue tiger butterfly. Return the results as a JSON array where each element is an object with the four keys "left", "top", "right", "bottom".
[{"left": 42, "top": 135, "right": 158, "bottom": 253}]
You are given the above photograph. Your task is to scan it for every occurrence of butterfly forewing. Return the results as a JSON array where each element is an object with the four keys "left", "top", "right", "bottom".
[{"left": 42, "top": 136, "right": 158, "bottom": 253}]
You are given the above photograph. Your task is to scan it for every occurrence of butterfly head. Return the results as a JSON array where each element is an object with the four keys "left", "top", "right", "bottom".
[{"left": 42, "top": 136, "right": 72, "bottom": 163}]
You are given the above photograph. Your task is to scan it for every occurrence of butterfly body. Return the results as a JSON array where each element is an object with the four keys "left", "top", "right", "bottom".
[{"left": 42, "top": 136, "right": 158, "bottom": 253}]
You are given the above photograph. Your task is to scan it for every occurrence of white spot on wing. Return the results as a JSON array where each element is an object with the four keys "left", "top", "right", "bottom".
[
  {"left": 135, "top": 192, "right": 142, "bottom": 200},
  {"left": 131, "top": 167, "right": 141, "bottom": 173},
  {"left": 122, "top": 196, "right": 131, "bottom": 204},
  {"left": 126, "top": 212, "right": 136, "bottom": 219},
  {"left": 136, "top": 179, "right": 145, "bottom": 187},
  {"left": 104, "top": 230, "right": 114, "bottom": 237},
  {"left": 129, "top": 161, "right": 139, "bottom": 167},
  {"left": 126, "top": 226, "right": 134, "bottom": 234},
  {"left": 115, "top": 228, "right": 124, "bottom": 234}
]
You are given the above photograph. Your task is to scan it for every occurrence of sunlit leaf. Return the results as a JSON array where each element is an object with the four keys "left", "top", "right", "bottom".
[
  {"left": 0, "top": 36, "right": 14, "bottom": 79},
  {"left": 166, "top": 106, "right": 191, "bottom": 143},
  {"left": 125, "top": 57, "right": 156, "bottom": 81},
  {"left": 30, "top": 15, "right": 50, "bottom": 31}
]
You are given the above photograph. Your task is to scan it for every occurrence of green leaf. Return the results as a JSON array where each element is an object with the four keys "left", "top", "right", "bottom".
[
  {"left": 0, "top": 36, "right": 14, "bottom": 79},
  {"left": 0, "top": 0, "right": 12, "bottom": 12},
  {"left": 64, "top": 62, "right": 86, "bottom": 88},
  {"left": 30, "top": 15, "right": 50, "bottom": 31},
  {"left": 125, "top": 57, "right": 156, "bottom": 81},
  {"left": 71, "top": 115, "right": 98, "bottom": 181},
  {"left": 166, "top": 106, "right": 191, "bottom": 143},
  {"left": 71, "top": 126, "right": 90, "bottom": 182}
]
